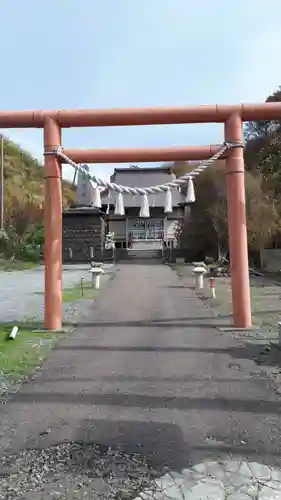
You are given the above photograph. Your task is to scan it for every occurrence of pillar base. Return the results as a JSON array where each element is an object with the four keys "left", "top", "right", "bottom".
[
  {"left": 217, "top": 325, "right": 259, "bottom": 332},
  {"left": 32, "top": 327, "right": 72, "bottom": 334}
]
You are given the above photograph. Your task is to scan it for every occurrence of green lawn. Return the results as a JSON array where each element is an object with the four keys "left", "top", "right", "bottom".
[
  {"left": 0, "top": 278, "right": 104, "bottom": 389},
  {"left": 0, "top": 278, "right": 104, "bottom": 392},
  {"left": 34, "top": 280, "right": 98, "bottom": 303},
  {"left": 0, "top": 325, "right": 63, "bottom": 383},
  {"left": 62, "top": 280, "right": 98, "bottom": 302}
]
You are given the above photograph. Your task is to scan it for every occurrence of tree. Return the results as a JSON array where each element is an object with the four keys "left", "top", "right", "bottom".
[
  {"left": 170, "top": 86, "right": 281, "bottom": 262},
  {"left": 167, "top": 88, "right": 281, "bottom": 264},
  {"left": 245, "top": 87, "right": 281, "bottom": 141},
  {"left": 171, "top": 159, "right": 280, "bottom": 260},
  {"left": 172, "top": 161, "right": 228, "bottom": 259},
  {"left": 244, "top": 87, "right": 281, "bottom": 182},
  {"left": 245, "top": 174, "right": 280, "bottom": 264}
]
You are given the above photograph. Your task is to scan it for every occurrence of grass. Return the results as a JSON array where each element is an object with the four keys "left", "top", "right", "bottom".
[
  {"left": 63, "top": 280, "right": 97, "bottom": 303},
  {"left": 0, "top": 280, "right": 100, "bottom": 389},
  {"left": 0, "top": 259, "right": 40, "bottom": 271},
  {"left": 0, "top": 324, "right": 64, "bottom": 384},
  {"left": 34, "top": 280, "right": 98, "bottom": 303},
  {"left": 0, "top": 272, "right": 111, "bottom": 391}
]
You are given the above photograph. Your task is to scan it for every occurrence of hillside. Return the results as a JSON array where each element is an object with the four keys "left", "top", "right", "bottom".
[
  {"left": 3, "top": 136, "right": 76, "bottom": 210},
  {"left": 0, "top": 137, "right": 77, "bottom": 265}
]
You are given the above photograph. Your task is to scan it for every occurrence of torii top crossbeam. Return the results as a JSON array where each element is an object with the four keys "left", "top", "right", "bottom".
[{"left": 0, "top": 101, "right": 281, "bottom": 128}]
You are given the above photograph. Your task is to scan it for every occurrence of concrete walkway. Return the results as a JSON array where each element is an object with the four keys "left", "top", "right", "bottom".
[{"left": 1, "top": 263, "right": 281, "bottom": 498}]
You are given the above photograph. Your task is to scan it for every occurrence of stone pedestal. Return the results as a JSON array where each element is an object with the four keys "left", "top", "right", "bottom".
[{"left": 62, "top": 207, "right": 106, "bottom": 263}]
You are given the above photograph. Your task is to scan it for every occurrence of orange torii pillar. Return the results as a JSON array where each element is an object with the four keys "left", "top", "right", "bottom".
[
  {"left": 43, "top": 118, "right": 62, "bottom": 331},
  {"left": 225, "top": 113, "right": 251, "bottom": 328}
]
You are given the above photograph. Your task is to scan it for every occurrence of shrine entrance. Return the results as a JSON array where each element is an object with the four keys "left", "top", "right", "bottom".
[
  {"left": 1, "top": 102, "right": 281, "bottom": 330},
  {"left": 128, "top": 219, "right": 164, "bottom": 241}
]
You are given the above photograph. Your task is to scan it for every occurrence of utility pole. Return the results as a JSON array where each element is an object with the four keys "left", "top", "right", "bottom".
[{"left": 0, "top": 134, "right": 3, "bottom": 231}]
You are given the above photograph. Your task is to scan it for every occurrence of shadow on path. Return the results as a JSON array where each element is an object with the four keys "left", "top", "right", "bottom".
[{"left": 10, "top": 390, "right": 281, "bottom": 415}]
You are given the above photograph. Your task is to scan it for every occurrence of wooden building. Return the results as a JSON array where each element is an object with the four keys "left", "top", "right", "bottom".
[{"left": 101, "top": 166, "right": 184, "bottom": 249}]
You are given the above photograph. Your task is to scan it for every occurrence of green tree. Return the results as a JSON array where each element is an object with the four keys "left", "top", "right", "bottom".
[
  {"left": 171, "top": 159, "right": 280, "bottom": 260},
  {"left": 244, "top": 87, "right": 281, "bottom": 184}
]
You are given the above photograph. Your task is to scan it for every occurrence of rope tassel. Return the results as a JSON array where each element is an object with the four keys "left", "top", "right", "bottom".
[
  {"left": 164, "top": 188, "right": 172, "bottom": 213},
  {"left": 72, "top": 167, "right": 78, "bottom": 187},
  {"left": 106, "top": 189, "right": 111, "bottom": 215},
  {"left": 139, "top": 194, "right": 150, "bottom": 218},
  {"left": 115, "top": 192, "right": 125, "bottom": 216},
  {"left": 185, "top": 177, "right": 196, "bottom": 203},
  {"left": 90, "top": 180, "right": 102, "bottom": 208}
]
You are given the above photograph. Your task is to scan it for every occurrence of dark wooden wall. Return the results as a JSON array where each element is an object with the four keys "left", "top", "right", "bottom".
[{"left": 62, "top": 209, "right": 106, "bottom": 263}]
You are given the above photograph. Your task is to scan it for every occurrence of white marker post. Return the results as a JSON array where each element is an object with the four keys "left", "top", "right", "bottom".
[
  {"left": 192, "top": 266, "right": 206, "bottom": 290},
  {"left": 89, "top": 266, "right": 105, "bottom": 289},
  {"left": 9, "top": 326, "right": 18, "bottom": 340},
  {"left": 210, "top": 277, "right": 216, "bottom": 299}
]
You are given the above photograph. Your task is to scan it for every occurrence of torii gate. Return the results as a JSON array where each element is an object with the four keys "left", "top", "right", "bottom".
[{"left": 0, "top": 103, "right": 280, "bottom": 331}]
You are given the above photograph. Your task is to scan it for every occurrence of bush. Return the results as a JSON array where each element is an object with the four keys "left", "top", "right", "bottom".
[
  {"left": 14, "top": 244, "right": 41, "bottom": 262},
  {"left": 24, "top": 224, "right": 44, "bottom": 247},
  {"left": 0, "top": 223, "right": 44, "bottom": 262}
]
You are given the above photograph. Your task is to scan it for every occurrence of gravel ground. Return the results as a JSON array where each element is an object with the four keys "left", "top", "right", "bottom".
[
  {"left": 174, "top": 264, "right": 281, "bottom": 333},
  {"left": 0, "top": 442, "right": 162, "bottom": 500},
  {"left": 2, "top": 444, "right": 281, "bottom": 499},
  {"left": 0, "top": 264, "right": 114, "bottom": 324}
]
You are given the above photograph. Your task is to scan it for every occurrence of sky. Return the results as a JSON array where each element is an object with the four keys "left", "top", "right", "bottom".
[{"left": 0, "top": 0, "right": 281, "bottom": 183}]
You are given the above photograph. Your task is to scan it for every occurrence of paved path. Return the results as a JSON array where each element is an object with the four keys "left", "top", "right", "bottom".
[{"left": 1, "top": 264, "right": 281, "bottom": 498}]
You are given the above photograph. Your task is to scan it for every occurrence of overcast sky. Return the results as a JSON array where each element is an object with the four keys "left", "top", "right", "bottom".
[{"left": 0, "top": 0, "right": 281, "bottom": 182}]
